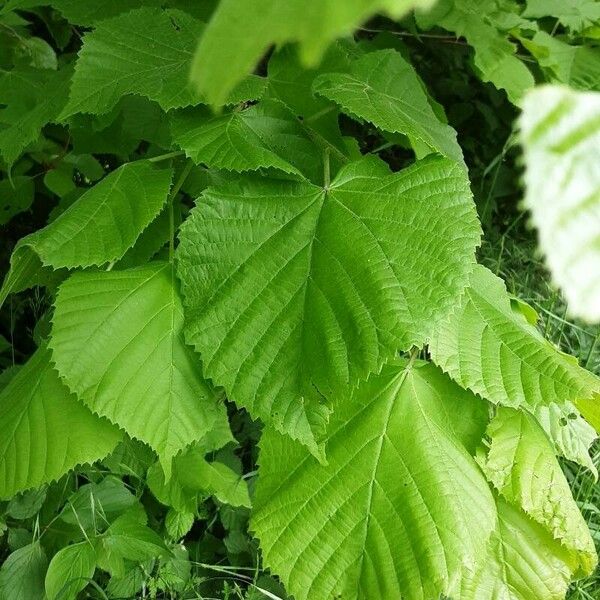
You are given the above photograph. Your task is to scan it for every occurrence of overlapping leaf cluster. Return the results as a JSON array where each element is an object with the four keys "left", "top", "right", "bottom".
[{"left": 0, "top": 0, "right": 599, "bottom": 598}]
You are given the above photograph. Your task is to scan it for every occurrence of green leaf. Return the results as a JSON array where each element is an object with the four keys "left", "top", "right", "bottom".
[
  {"left": 521, "top": 32, "right": 600, "bottom": 91},
  {"left": 45, "top": 542, "right": 96, "bottom": 600},
  {"left": 251, "top": 360, "right": 496, "bottom": 600},
  {"left": 60, "top": 8, "right": 201, "bottom": 117},
  {"left": 99, "top": 511, "right": 169, "bottom": 563},
  {"left": 430, "top": 264, "right": 600, "bottom": 466},
  {"left": 58, "top": 476, "right": 138, "bottom": 532},
  {"left": 6, "top": 487, "right": 47, "bottom": 519},
  {"left": 177, "top": 156, "right": 479, "bottom": 452},
  {"left": 520, "top": 84, "right": 600, "bottom": 322},
  {"left": 416, "top": 0, "right": 534, "bottom": 104},
  {"left": 149, "top": 444, "right": 251, "bottom": 512},
  {"left": 0, "top": 65, "right": 72, "bottom": 165},
  {"left": 165, "top": 509, "right": 194, "bottom": 540},
  {"left": 457, "top": 497, "right": 585, "bottom": 600},
  {"left": 50, "top": 262, "right": 229, "bottom": 472},
  {"left": 170, "top": 99, "right": 323, "bottom": 181},
  {"left": 0, "top": 541, "right": 47, "bottom": 600},
  {"left": 479, "top": 407, "right": 597, "bottom": 575},
  {"left": 190, "top": 0, "right": 437, "bottom": 106},
  {"left": 0, "top": 161, "right": 173, "bottom": 308},
  {"left": 0, "top": 176, "right": 34, "bottom": 225},
  {"left": 524, "top": 0, "right": 600, "bottom": 33},
  {"left": 313, "top": 49, "right": 463, "bottom": 162},
  {"left": 0, "top": 346, "right": 121, "bottom": 499}
]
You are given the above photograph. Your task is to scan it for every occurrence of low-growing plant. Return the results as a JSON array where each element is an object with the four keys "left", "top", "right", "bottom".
[{"left": 0, "top": 1, "right": 599, "bottom": 599}]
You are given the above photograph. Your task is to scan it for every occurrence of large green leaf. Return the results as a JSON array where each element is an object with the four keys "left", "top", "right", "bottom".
[
  {"left": 170, "top": 99, "right": 322, "bottom": 181},
  {"left": 252, "top": 360, "right": 496, "bottom": 600},
  {"left": 0, "top": 160, "right": 173, "bottom": 308},
  {"left": 0, "top": 346, "right": 121, "bottom": 499},
  {"left": 430, "top": 264, "right": 600, "bottom": 467},
  {"left": 50, "top": 262, "right": 229, "bottom": 472},
  {"left": 0, "top": 65, "right": 72, "bottom": 166},
  {"left": 520, "top": 85, "right": 600, "bottom": 322},
  {"left": 177, "top": 156, "right": 480, "bottom": 452},
  {"left": 457, "top": 497, "right": 585, "bottom": 600},
  {"left": 313, "top": 49, "right": 463, "bottom": 162},
  {"left": 190, "top": 0, "right": 436, "bottom": 106},
  {"left": 479, "top": 407, "right": 597, "bottom": 575},
  {"left": 416, "top": 0, "right": 534, "bottom": 104},
  {"left": 45, "top": 542, "right": 96, "bottom": 600},
  {"left": 60, "top": 7, "right": 261, "bottom": 118}
]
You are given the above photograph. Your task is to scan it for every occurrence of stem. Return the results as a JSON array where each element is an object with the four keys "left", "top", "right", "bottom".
[
  {"left": 147, "top": 150, "right": 185, "bottom": 163},
  {"left": 323, "top": 148, "right": 330, "bottom": 189},
  {"left": 168, "top": 161, "right": 193, "bottom": 262}
]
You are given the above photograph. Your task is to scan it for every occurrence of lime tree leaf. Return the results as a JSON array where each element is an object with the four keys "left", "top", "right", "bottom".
[
  {"left": 170, "top": 99, "right": 322, "bottom": 181},
  {"left": 457, "top": 497, "right": 585, "bottom": 600},
  {"left": 99, "top": 511, "right": 169, "bottom": 564},
  {"left": 524, "top": 0, "right": 600, "bottom": 33},
  {"left": 313, "top": 49, "right": 463, "bottom": 162},
  {"left": 479, "top": 407, "right": 597, "bottom": 575},
  {"left": 60, "top": 8, "right": 201, "bottom": 117},
  {"left": 45, "top": 542, "right": 96, "bottom": 600},
  {"left": 0, "top": 542, "right": 47, "bottom": 600},
  {"left": 50, "top": 262, "right": 229, "bottom": 473},
  {"left": 251, "top": 360, "right": 496, "bottom": 600},
  {"left": 416, "top": 0, "right": 534, "bottom": 104},
  {"left": 430, "top": 265, "right": 600, "bottom": 465},
  {"left": 60, "top": 7, "right": 259, "bottom": 118},
  {"left": 520, "top": 85, "right": 600, "bottom": 322},
  {"left": 0, "top": 346, "right": 121, "bottom": 499},
  {"left": 0, "top": 65, "right": 72, "bottom": 165},
  {"left": 177, "top": 156, "right": 480, "bottom": 453},
  {"left": 0, "top": 161, "right": 173, "bottom": 309},
  {"left": 190, "top": 0, "right": 436, "bottom": 107}
]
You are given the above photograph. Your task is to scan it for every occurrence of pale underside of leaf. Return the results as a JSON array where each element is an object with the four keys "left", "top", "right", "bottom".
[
  {"left": 479, "top": 407, "right": 597, "bottom": 575},
  {"left": 49, "top": 262, "right": 228, "bottom": 473},
  {"left": 0, "top": 346, "right": 122, "bottom": 499},
  {"left": 177, "top": 156, "right": 480, "bottom": 453},
  {"left": 252, "top": 360, "right": 496, "bottom": 600},
  {"left": 520, "top": 84, "right": 600, "bottom": 322}
]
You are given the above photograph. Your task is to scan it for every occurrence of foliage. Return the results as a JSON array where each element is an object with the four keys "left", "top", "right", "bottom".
[{"left": 0, "top": 1, "right": 599, "bottom": 599}]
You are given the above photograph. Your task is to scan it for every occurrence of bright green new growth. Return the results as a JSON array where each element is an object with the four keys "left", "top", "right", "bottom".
[
  {"left": 430, "top": 264, "right": 600, "bottom": 471},
  {"left": 0, "top": 161, "right": 173, "bottom": 308},
  {"left": 191, "top": 0, "right": 435, "bottom": 106},
  {"left": 0, "top": 346, "right": 121, "bottom": 499},
  {"left": 177, "top": 155, "right": 480, "bottom": 454},
  {"left": 520, "top": 85, "right": 600, "bottom": 323},
  {"left": 49, "top": 262, "right": 229, "bottom": 473}
]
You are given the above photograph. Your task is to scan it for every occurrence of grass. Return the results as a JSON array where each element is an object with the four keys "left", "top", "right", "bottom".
[{"left": 480, "top": 227, "right": 600, "bottom": 600}]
